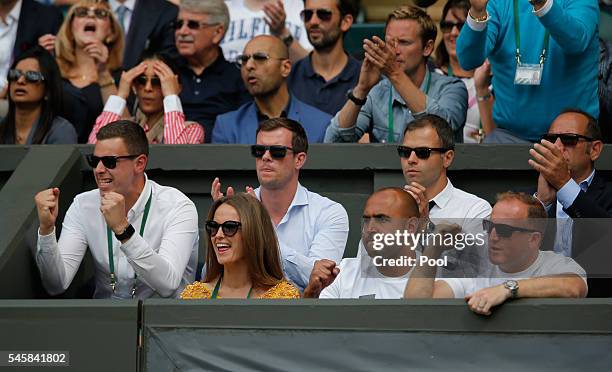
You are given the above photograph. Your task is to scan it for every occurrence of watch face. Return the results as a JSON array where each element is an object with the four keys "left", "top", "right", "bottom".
[{"left": 505, "top": 280, "right": 518, "bottom": 289}]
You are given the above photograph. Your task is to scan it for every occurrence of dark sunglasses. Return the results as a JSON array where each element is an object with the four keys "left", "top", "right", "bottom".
[
  {"left": 236, "top": 52, "right": 286, "bottom": 67},
  {"left": 300, "top": 8, "right": 333, "bottom": 22},
  {"left": 8, "top": 69, "right": 45, "bottom": 84},
  {"left": 74, "top": 7, "right": 109, "bottom": 19},
  {"left": 205, "top": 220, "right": 242, "bottom": 237},
  {"left": 440, "top": 20, "right": 464, "bottom": 33},
  {"left": 172, "top": 19, "right": 217, "bottom": 30},
  {"left": 86, "top": 154, "right": 140, "bottom": 169},
  {"left": 482, "top": 220, "right": 537, "bottom": 238},
  {"left": 397, "top": 146, "right": 451, "bottom": 159},
  {"left": 541, "top": 133, "right": 594, "bottom": 146},
  {"left": 134, "top": 75, "right": 161, "bottom": 87},
  {"left": 251, "top": 145, "right": 294, "bottom": 159}
]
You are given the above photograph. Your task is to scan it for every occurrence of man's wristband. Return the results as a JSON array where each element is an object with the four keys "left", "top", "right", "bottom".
[
  {"left": 115, "top": 224, "right": 135, "bottom": 242},
  {"left": 347, "top": 89, "right": 367, "bottom": 106}
]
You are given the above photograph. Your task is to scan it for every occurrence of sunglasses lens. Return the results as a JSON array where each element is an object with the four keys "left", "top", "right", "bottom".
[
  {"left": 94, "top": 9, "right": 107, "bottom": 19},
  {"left": 7, "top": 69, "right": 20, "bottom": 82},
  {"left": 560, "top": 136, "right": 579, "bottom": 146},
  {"left": 251, "top": 145, "right": 266, "bottom": 157},
  {"left": 269, "top": 146, "right": 287, "bottom": 158},
  {"left": 205, "top": 221, "right": 219, "bottom": 236},
  {"left": 317, "top": 10, "right": 333, "bottom": 21},
  {"left": 75, "top": 7, "right": 87, "bottom": 17},
  {"left": 300, "top": 9, "right": 313, "bottom": 22},
  {"left": 397, "top": 147, "right": 409, "bottom": 158},
  {"left": 414, "top": 148, "right": 431, "bottom": 159},
  {"left": 173, "top": 20, "right": 183, "bottom": 29},
  {"left": 25, "top": 71, "right": 43, "bottom": 83},
  {"left": 187, "top": 20, "right": 200, "bottom": 29},
  {"left": 222, "top": 221, "right": 240, "bottom": 236},
  {"left": 86, "top": 154, "right": 99, "bottom": 168},
  {"left": 252, "top": 53, "right": 268, "bottom": 61}
]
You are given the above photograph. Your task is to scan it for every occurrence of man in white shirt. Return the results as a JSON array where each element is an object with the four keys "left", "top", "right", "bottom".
[
  {"left": 404, "top": 192, "right": 587, "bottom": 316},
  {"left": 212, "top": 117, "right": 349, "bottom": 290},
  {"left": 304, "top": 187, "right": 420, "bottom": 299},
  {"left": 34, "top": 120, "right": 199, "bottom": 298}
]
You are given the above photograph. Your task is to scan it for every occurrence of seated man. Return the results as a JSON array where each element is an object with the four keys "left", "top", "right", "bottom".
[
  {"left": 35, "top": 121, "right": 199, "bottom": 298},
  {"left": 212, "top": 35, "right": 331, "bottom": 144},
  {"left": 304, "top": 187, "right": 420, "bottom": 299},
  {"left": 212, "top": 118, "right": 349, "bottom": 290},
  {"left": 325, "top": 5, "right": 467, "bottom": 143},
  {"left": 404, "top": 192, "right": 587, "bottom": 316}
]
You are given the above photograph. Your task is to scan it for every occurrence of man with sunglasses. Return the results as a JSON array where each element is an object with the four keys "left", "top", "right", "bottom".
[
  {"left": 529, "top": 108, "right": 612, "bottom": 297},
  {"left": 34, "top": 121, "right": 199, "bottom": 299},
  {"left": 173, "top": 0, "right": 250, "bottom": 142},
  {"left": 287, "top": 0, "right": 361, "bottom": 116},
  {"left": 211, "top": 118, "right": 349, "bottom": 290},
  {"left": 404, "top": 192, "right": 587, "bottom": 315},
  {"left": 324, "top": 5, "right": 467, "bottom": 143},
  {"left": 212, "top": 35, "right": 331, "bottom": 144}
]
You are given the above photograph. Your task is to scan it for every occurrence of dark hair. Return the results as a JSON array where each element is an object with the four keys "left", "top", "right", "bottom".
[
  {"left": 96, "top": 120, "right": 149, "bottom": 156},
  {"left": 138, "top": 50, "right": 181, "bottom": 84},
  {"left": 0, "top": 46, "right": 64, "bottom": 144},
  {"left": 496, "top": 191, "right": 547, "bottom": 233},
  {"left": 558, "top": 108, "right": 601, "bottom": 140},
  {"left": 434, "top": 0, "right": 470, "bottom": 69},
  {"left": 336, "top": 0, "right": 359, "bottom": 19},
  {"left": 256, "top": 118, "right": 309, "bottom": 154},
  {"left": 403, "top": 114, "right": 455, "bottom": 150},
  {"left": 385, "top": 5, "right": 437, "bottom": 47}
]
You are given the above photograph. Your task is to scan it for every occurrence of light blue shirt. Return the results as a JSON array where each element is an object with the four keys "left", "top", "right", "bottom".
[
  {"left": 325, "top": 66, "right": 468, "bottom": 143},
  {"left": 255, "top": 183, "right": 349, "bottom": 290},
  {"left": 553, "top": 169, "right": 596, "bottom": 257}
]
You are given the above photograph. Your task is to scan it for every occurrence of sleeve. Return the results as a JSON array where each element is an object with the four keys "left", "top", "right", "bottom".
[
  {"left": 119, "top": 199, "right": 199, "bottom": 298},
  {"left": 35, "top": 198, "right": 89, "bottom": 296},
  {"left": 418, "top": 78, "right": 468, "bottom": 135},
  {"left": 437, "top": 277, "right": 468, "bottom": 298},
  {"left": 557, "top": 179, "right": 581, "bottom": 210},
  {"left": 548, "top": 256, "right": 588, "bottom": 285},
  {"left": 324, "top": 97, "right": 374, "bottom": 143},
  {"left": 538, "top": 0, "right": 599, "bottom": 54},
  {"left": 88, "top": 95, "right": 125, "bottom": 144},
  {"left": 563, "top": 179, "right": 612, "bottom": 219},
  {"left": 283, "top": 203, "right": 349, "bottom": 289},
  {"left": 46, "top": 118, "right": 78, "bottom": 144},
  {"left": 211, "top": 116, "right": 230, "bottom": 144},
  {"left": 162, "top": 95, "right": 205, "bottom": 144},
  {"left": 456, "top": 1, "right": 502, "bottom": 70},
  {"left": 319, "top": 268, "right": 343, "bottom": 299}
]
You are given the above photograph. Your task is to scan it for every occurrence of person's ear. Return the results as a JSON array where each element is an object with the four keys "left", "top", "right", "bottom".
[
  {"left": 442, "top": 149, "right": 454, "bottom": 169},
  {"left": 589, "top": 140, "right": 603, "bottom": 162},
  {"left": 135, "top": 154, "right": 148, "bottom": 172},
  {"left": 280, "top": 58, "right": 291, "bottom": 78},
  {"left": 529, "top": 231, "right": 543, "bottom": 250},
  {"left": 294, "top": 152, "right": 307, "bottom": 170},
  {"left": 212, "top": 25, "right": 225, "bottom": 44},
  {"left": 423, "top": 39, "right": 435, "bottom": 58},
  {"left": 340, "top": 14, "right": 353, "bottom": 33}
]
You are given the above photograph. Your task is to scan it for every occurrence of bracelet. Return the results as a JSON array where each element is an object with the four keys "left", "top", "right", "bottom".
[
  {"left": 477, "top": 93, "right": 492, "bottom": 102},
  {"left": 99, "top": 78, "right": 115, "bottom": 88},
  {"left": 468, "top": 9, "right": 489, "bottom": 23}
]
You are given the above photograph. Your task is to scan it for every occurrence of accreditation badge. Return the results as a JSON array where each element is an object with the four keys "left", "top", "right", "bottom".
[{"left": 514, "top": 63, "right": 543, "bottom": 85}]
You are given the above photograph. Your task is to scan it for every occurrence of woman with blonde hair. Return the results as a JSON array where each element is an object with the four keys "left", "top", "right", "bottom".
[{"left": 181, "top": 194, "right": 300, "bottom": 299}]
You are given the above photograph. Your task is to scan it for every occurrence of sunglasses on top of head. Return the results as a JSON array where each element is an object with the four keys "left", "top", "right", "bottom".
[
  {"left": 300, "top": 8, "right": 334, "bottom": 22},
  {"left": 74, "top": 7, "right": 109, "bottom": 19},
  {"left": 134, "top": 75, "right": 161, "bottom": 87},
  {"left": 250, "top": 145, "right": 295, "bottom": 159},
  {"left": 205, "top": 220, "right": 242, "bottom": 237},
  {"left": 8, "top": 69, "right": 45, "bottom": 84},
  {"left": 540, "top": 133, "right": 594, "bottom": 146},
  {"left": 482, "top": 220, "right": 537, "bottom": 238},
  {"left": 397, "top": 146, "right": 451, "bottom": 159},
  {"left": 172, "top": 19, "right": 218, "bottom": 30},
  {"left": 440, "top": 20, "right": 464, "bottom": 33},
  {"left": 86, "top": 154, "right": 140, "bottom": 169}
]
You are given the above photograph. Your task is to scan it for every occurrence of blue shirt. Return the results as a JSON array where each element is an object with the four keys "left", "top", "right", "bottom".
[
  {"left": 255, "top": 183, "right": 349, "bottom": 290},
  {"left": 288, "top": 53, "right": 361, "bottom": 116},
  {"left": 457, "top": 0, "right": 599, "bottom": 141},
  {"left": 324, "top": 66, "right": 467, "bottom": 143}
]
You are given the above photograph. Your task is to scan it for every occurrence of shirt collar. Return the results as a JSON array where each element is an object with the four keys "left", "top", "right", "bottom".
[
  {"left": 127, "top": 173, "right": 152, "bottom": 220},
  {"left": 430, "top": 178, "right": 453, "bottom": 210},
  {"left": 110, "top": 0, "right": 136, "bottom": 12},
  {"left": 255, "top": 95, "right": 292, "bottom": 121},
  {"left": 579, "top": 169, "right": 596, "bottom": 191},
  {"left": 302, "top": 52, "right": 359, "bottom": 82},
  {"left": 254, "top": 183, "right": 309, "bottom": 224},
  {"left": 4, "top": 0, "right": 21, "bottom": 25}
]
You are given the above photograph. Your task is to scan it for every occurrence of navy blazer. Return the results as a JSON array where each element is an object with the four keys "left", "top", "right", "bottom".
[
  {"left": 123, "top": 0, "right": 178, "bottom": 69},
  {"left": 212, "top": 95, "right": 332, "bottom": 144},
  {"left": 13, "top": 0, "right": 62, "bottom": 59}
]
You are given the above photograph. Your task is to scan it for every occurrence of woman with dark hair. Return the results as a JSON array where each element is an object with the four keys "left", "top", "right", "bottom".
[
  {"left": 434, "top": 0, "right": 494, "bottom": 143},
  {"left": 0, "top": 47, "right": 77, "bottom": 144},
  {"left": 88, "top": 52, "right": 204, "bottom": 144},
  {"left": 181, "top": 193, "right": 300, "bottom": 299}
]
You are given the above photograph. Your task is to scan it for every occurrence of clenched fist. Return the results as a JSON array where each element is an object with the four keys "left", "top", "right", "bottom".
[
  {"left": 100, "top": 192, "right": 129, "bottom": 234},
  {"left": 35, "top": 188, "right": 60, "bottom": 235},
  {"left": 303, "top": 259, "right": 340, "bottom": 298}
]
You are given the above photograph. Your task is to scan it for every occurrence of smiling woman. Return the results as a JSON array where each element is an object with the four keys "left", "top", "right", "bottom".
[{"left": 181, "top": 193, "right": 300, "bottom": 299}]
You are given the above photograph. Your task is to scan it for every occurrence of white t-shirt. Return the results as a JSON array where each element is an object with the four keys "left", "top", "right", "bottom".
[
  {"left": 439, "top": 251, "right": 587, "bottom": 298},
  {"left": 222, "top": 0, "right": 311, "bottom": 62}
]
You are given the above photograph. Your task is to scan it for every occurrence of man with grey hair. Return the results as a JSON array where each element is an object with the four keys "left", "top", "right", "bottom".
[{"left": 175, "top": 0, "right": 250, "bottom": 142}]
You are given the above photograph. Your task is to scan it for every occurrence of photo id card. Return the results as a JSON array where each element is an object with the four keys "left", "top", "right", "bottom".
[{"left": 514, "top": 63, "right": 543, "bottom": 86}]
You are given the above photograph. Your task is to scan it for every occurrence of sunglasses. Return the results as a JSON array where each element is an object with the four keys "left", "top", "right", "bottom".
[
  {"left": 236, "top": 52, "right": 286, "bottom": 67},
  {"left": 397, "top": 146, "right": 451, "bottom": 159},
  {"left": 74, "top": 7, "right": 109, "bottom": 19},
  {"left": 440, "top": 20, "right": 464, "bottom": 33},
  {"left": 482, "top": 220, "right": 537, "bottom": 238},
  {"left": 300, "top": 8, "right": 333, "bottom": 22},
  {"left": 86, "top": 154, "right": 140, "bottom": 169},
  {"left": 205, "top": 220, "right": 242, "bottom": 237},
  {"left": 134, "top": 75, "right": 161, "bottom": 87},
  {"left": 540, "top": 133, "right": 594, "bottom": 146},
  {"left": 251, "top": 145, "right": 294, "bottom": 159},
  {"left": 172, "top": 19, "right": 218, "bottom": 30},
  {"left": 8, "top": 69, "right": 45, "bottom": 84}
]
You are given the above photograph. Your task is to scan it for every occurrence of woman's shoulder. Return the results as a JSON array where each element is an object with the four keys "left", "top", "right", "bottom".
[
  {"left": 180, "top": 281, "right": 213, "bottom": 299},
  {"left": 260, "top": 280, "right": 301, "bottom": 299},
  {"left": 43, "top": 116, "right": 78, "bottom": 144}
]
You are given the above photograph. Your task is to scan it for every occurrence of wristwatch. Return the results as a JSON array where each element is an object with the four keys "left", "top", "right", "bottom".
[
  {"left": 504, "top": 280, "right": 519, "bottom": 299},
  {"left": 281, "top": 33, "right": 294, "bottom": 47},
  {"left": 347, "top": 89, "right": 367, "bottom": 106},
  {"left": 115, "top": 223, "right": 135, "bottom": 242}
]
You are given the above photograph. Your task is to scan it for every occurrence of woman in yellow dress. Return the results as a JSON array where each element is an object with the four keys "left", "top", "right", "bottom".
[{"left": 181, "top": 193, "right": 300, "bottom": 299}]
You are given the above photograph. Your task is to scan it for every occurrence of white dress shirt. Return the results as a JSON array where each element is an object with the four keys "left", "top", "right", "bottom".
[
  {"left": 0, "top": 0, "right": 21, "bottom": 90},
  {"left": 109, "top": 0, "right": 136, "bottom": 36},
  {"left": 36, "top": 175, "right": 199, "bottom": 299},
  {"left": 255, "top": 183, "right": 349, "bottom": 290}
]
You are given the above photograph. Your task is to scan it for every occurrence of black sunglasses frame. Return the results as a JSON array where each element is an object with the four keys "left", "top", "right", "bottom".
[
  {"left": 74, "top": 7, "right": 110, "bottom": 19},
  {"left": 300, "top": 8, "right": 334, "bottom": 22},
  {"left": 134, "top": 75, "right": 161, "bottom": 87},
  {"left": 440, "top": 20, "right": 464, "bottom": 33},
  {"left": 86, "top": 154, "right": 140, "bottom": 169},
  {"left": 205, "top": 220, "right": 242, "bottom": 237},
  {"left": 251, "top": 145, "right": 295, "bottom": 159},
  {"left": 235, "top": 52, "right": 287, "bottom": 67},
  {"left": 397, "top": 146, "right": 452, "bottom": 159},
  {"left": 172, "top": 19, "right": 218, "bottom": 30},
  {"left": 8, "top": 69, "right": 45, "bottom": 84},
  {"left": 482, "top": 220, "right": 537, "bottom": 238},
  {"left": 540, "top": 133, "right": 594, "bottom": 146}
]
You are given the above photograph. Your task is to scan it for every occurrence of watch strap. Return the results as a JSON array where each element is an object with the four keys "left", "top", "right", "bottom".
[
  {"left": 115, "top": 224, "right": 135, "bottom": 242},
  {"left": 347, "top": 89, "right": 367, "bottom": 106}
]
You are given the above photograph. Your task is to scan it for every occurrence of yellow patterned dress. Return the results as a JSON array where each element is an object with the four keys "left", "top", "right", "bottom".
[{"left": 181, "top": 279, "right": 300, "bottom": 299}]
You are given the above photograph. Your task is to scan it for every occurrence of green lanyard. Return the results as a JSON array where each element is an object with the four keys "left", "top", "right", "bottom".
[
  {"left": 107, "top": 189, "right": 153, "bottom": 297},
  {"left": 388, "top": 70, "right": 431, "bottom": 143},
  {"left": 211, "top": 274, "right": 253, "bottom": 299},
  {"left": 513, "top": 0, "right": 549, "bottom": 65}
]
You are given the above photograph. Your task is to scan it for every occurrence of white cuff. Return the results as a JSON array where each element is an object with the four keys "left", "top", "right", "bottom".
[
  {"left": 466, "top": 12, "right": 488, "bottom": 32},
  {"left": 37, "top": 227, "right": 57, "bottom": 251},
  {"left": 163, "top": 95, "right": 183, "bottom": 113},
  {"left": 534, "top": 0, "right": 553, "bottom": 17},
  {"left": 104, "top": 95, "right": 127, "bottom": 115}
]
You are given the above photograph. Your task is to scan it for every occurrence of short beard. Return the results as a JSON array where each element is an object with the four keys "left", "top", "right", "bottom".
[{"left": 308, "top": 27, "right": 342, "bottom": 52}]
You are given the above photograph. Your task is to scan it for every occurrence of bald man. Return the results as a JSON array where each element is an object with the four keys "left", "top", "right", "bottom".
[
  {"left": 212, "top": 35, "right": 331, "bottom": 144},
  {"left": 304, "top": 187, "right": 422, "bottom": 299}
]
